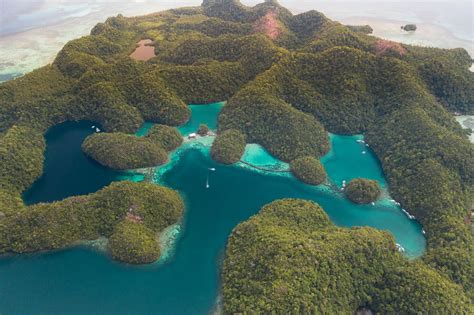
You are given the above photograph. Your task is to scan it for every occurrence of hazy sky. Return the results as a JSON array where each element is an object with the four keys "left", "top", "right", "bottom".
[
  {"left": 0, "top": 0, "right": 472, "bottom": 81},
  {"left": 1, "top": 1, "right": 472, "bottom": 37}
]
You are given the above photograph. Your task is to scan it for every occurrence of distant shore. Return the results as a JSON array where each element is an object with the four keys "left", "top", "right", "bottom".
[
  {"left": 340, "top": 16, "right": 473, "bottom": 61},
  {"left": 1, "top": 1, "right": 472, "bottom": 81}
]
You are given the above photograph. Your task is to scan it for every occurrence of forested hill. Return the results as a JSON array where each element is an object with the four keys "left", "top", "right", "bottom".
[{"left": 0, "top": 0, "right": 473, "bottom": 311}]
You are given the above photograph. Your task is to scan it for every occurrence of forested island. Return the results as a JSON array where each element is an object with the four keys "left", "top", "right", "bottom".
[
  {"left": 0, "top": 0, "right": 473, "bottom": 312},
  {"left": 344, "top": 178, "right": 381, "bottom": 204},
  {"left": 82, "top": 124, "right": 182, "bottom": 169}
]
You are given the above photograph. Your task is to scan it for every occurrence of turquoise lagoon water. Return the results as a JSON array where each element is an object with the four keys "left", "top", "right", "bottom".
[
  {"left": 0, "top": 103, "right": 426, "bottom": 314},
  {"left": 137, "top": 101, "right": 225, "bottom": 137}
]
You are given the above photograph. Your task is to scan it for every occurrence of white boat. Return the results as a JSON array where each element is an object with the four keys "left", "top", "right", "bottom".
[{"left": 395, "top": 243, "right": 405, "bottom": 252}]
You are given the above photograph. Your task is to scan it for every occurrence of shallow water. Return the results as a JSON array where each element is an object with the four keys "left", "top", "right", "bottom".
[
  {"left": 137, "top": 101, "right": 225, "bottom": 137},
  {"left": 1, "top": 103, "right": 426, "bottom": 314}
]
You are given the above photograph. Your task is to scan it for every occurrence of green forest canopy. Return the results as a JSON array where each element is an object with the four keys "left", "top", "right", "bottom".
[
  {"left": 222, "top": 199, "right": 473, "bottom": 313},
  {"left": 0, "top": 0, "right": 472, "bottom": 305}
]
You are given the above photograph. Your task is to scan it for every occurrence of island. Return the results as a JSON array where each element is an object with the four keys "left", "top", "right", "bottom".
[
  {"left": 82, "top": 132, "right": 168, "bottom": 170},
  {"left": 197, "top": 123, "right": 210, "bottom": 136},
  {"left": 82, "top": 124, "right": 182, "bottom": 170},
  {"left": 0, "top": 0, "right": 472, "bottom": 311},
  {"left": 402, "top": 24, "right": 417, "bottom": 32},
  {"left": 290, "top": 156, "right": 327, "bottom": 185},
  {"left": 344, "top": 178, "right": 381, "bottom": 204}
]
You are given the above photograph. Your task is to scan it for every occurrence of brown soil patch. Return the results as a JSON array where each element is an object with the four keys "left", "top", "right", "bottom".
[
  {"left": 129, "top": 39, "right": 156, "bottom": 61},
  {"left": 374, "top": 39, "right": 407, "bottom": 56}
]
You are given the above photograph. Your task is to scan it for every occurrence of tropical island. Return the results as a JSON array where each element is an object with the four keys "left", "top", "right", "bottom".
[
  {"left": 0, "top": 0, "right": 473, "bottom": 312},
  {"left": 82, "top": 124, "right": 182, "bottom": 170},
  {"left": 344, "top": 178, "right": 381, "bottom": 204},
  {"left": 290, "top": 156, "right": 327, "bottom": 185}
]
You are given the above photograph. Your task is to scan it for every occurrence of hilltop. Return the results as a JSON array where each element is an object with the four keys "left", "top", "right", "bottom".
[{"left": 0, "top": 0, "right": 472, "bottom": 310}]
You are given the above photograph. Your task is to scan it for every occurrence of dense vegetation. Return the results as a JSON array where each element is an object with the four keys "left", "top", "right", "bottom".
[
  {"left": 197, "top": 123, "right": 210, "bottom": 136},
  {"left": 0, "top": 125, "right": 45, "bottom": 193},
  {"left": 344, "top": 178, "right": 381, "bottom": 204},
  {"left": 0, "top": 181, "right": 184, "bottom": 264},
  {"left": 210, "top": 129, "right": 246, "bottom": 164},
  {"left": 290, "top": 156, "right": 326, "bottom": 185},
  {"left": 346, "top": 24, "right": 373, "bottom": 34},
  {"left": 81, "top": 124, "right": 182, "bottom": 170},
  {"left": 146, "top": 124, "right": 183, "bottom": 151},
  {"left": 0, "top": 0, "right": 472, "bottom": 303},
  {"left": 222, "top": 199, "right": 472, "bottom": 313},
  {"left": 82, "top": 132, "right": 168, "bottom": 170},
  {"left": 109, "top": 219, "right": 161, "bottom": 264}
]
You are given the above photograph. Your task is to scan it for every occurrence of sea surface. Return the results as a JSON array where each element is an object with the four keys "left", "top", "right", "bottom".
[
  {"left": 0, "top": 102, "right": 425, "bottom": 314},
  {"left": 1, "top": 1, "right": 472, "bottom": 81}
]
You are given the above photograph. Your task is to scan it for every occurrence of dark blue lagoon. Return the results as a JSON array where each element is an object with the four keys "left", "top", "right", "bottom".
[
  {"left": 0, "top": 104, "right": 426, "bottom": 314},
  {"left": 23, "top": 121, "right": 142, "bottom": 205}
]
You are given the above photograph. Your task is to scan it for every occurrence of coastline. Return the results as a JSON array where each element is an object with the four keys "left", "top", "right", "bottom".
[
  {"left": 340, "top": 16, "right": 473, "bottom": 59},
  {"left": 0, "top": 1, "right": 197, "bottom": 81},
  {"left": 1, "top": 1, "right": 472, "bottom": 81}
]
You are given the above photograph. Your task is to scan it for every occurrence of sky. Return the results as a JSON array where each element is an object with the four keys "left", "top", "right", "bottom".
[
  {"left": 1, "top": 1, "right": 472, "bottom": 38},
  {"left": 0, "top": 0, "right": 472, "bottom": 81}
]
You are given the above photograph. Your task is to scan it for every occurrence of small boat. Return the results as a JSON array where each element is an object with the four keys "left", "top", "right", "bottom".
[
  {"left": 206, "top": 174, "right": 209, "bottom": 188},
  {"left": 95, "top": 127, "right": 100, "bottom": 132},
  {"left": 395, "top": 243, "right": 405, "bottom": 252},
  {"left": 362, "top": 151, "right": 366, "bottom": 154},
  {"left": 208, "top": 168, "right": 216, "bottom": 171},
  {"left": 91, "top": 125, "right": 95, "bottom": 129},
  {"left": 371, "top": 202, "right": 375, "bottom": 206}
]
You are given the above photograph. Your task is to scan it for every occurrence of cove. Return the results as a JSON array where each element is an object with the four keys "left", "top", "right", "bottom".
[
  {"left": 23, "top": 121, "right": 143, "bottom": 205},
  {"left": 137, "top": 101, "right": 225, "bottom": 137},
  {"left": 0, "top": 103, "right": 425, "bottom": 314}
]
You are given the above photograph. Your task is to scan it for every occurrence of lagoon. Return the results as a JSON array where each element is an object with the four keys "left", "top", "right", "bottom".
[
  {"left": 23, "top": 121, "right": 142, "bottom": 205},
  {"left": 0, "top": 103, "right": 425, "bottom": 314}
]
